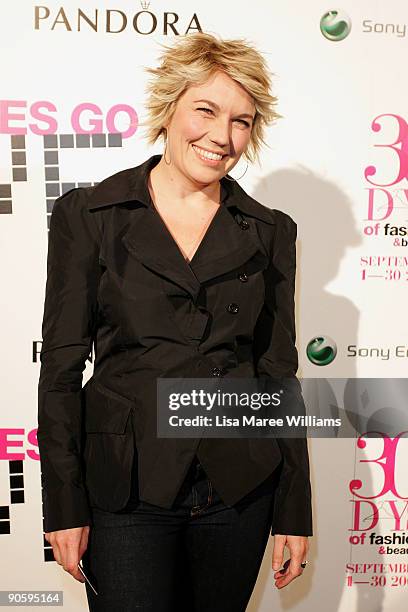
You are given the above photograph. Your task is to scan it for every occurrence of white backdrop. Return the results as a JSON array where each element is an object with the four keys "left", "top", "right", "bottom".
[{"left": 1, "top": 1, "right": 407, "bottom": 610}]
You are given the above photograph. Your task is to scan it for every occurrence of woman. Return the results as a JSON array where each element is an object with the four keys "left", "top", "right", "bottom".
[{"left": 37, "top": 32, "right": 312, "bottom": 611}]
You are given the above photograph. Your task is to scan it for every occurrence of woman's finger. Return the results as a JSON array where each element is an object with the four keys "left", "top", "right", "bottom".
[
  {"left": 61, "top": 539, "right": 85, "bottom": 583},
  {"left": 51, "top": 540, "right": 62, "bottom": 566},
  {"left": 271, "top": 534, "right": 286, "bottom": 570}
]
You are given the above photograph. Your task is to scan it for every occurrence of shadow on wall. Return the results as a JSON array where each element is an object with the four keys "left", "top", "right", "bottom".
[{"left": 247, "top": 167, "right": 384, "bottom": 612}]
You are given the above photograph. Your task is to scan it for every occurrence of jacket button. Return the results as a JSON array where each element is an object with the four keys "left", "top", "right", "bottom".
[
  {"left": 238, "top": 272, "right": 248, "bottom": 282},
  {"left": 227, "top": 302, "right": 239, "bottom": 314},
  {"left": 239, "top": 219, "right": 249, "bottom": 230},
  {"left": 211, "top": 367, "right": 223, "bottom": 377}
]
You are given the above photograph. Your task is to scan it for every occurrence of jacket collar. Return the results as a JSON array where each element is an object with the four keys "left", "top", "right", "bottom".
[
  {"left": 87, "top": 154, "right": 274, "bottom": 299},
  {"left": 86, "top": 154, "right": 276, "bottom": 226}
]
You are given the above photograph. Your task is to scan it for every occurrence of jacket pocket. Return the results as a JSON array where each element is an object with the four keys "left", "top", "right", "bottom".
[{"left": 83, "top": 379, "right": 134, "bottom": 434}]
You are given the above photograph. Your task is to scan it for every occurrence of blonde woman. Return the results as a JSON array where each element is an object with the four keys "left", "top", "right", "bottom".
[{"left": 38, "top": 32, "right": 312, "bottom": 611}]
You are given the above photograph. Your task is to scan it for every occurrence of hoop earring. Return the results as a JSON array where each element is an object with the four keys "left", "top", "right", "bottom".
[
  {"left": 224, "top": 159, "right": 249, "bottom": 181},
  {"left": 163, "top": 132, "right": 171, "bottom": 165}
]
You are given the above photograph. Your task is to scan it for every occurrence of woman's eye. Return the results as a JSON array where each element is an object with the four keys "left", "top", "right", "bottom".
[{"left": 197, "top": 107, "right": 250, "bottom": 128}]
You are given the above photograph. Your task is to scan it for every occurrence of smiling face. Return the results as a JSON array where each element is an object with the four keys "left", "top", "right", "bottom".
[{"left": 163, "top": 70, "right": 256, "bottom": 187}]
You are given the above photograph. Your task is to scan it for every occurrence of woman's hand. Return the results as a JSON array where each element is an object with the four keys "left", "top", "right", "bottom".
[
  {"left": 272, "top": 534, "right": 309, "bottom": 589},
  {"left": 45, "top": 526, "right": 90, "bottom": 583}
]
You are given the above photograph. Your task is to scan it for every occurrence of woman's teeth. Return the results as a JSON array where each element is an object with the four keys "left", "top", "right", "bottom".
[{"left": 192, "top": 145, "right": 223, "bottom": 161}]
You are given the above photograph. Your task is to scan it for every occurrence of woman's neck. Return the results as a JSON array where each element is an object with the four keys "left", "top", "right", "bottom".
[{"left": 149, "top": 156, "right": 221, "bottom": 207}]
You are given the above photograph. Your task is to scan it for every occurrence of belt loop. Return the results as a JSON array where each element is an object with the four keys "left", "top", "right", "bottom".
[{"left": 207, "top": 479, "right": 213, "bottom": 505}]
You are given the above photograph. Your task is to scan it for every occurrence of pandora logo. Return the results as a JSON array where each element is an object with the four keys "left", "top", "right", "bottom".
[{"left": 34, "top": 4, "right": 203, "bottom": 35}]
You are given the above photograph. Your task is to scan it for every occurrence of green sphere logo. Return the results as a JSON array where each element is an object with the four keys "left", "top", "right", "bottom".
[
  {"left": 307, "top": 336, "right": 337, "bottom": 365},
  {"left": 320, "top": 10, "right": 351, "bottom": 41}
]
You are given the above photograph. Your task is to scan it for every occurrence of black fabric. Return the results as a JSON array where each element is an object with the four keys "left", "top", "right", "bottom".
[
  {"left": 82, "top": 458, "right": 279, "bottom": 611},
  {"left": 37, "top": 154, "right": 312, "bottom": 536}
]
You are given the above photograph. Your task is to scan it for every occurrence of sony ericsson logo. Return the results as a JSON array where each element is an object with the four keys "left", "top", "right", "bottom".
[
  {"left": 307, "top": 336, "right": 337, "bottom": 366},
  {"left": 320, "top": 10, "right": 351, "bottom": 41}
]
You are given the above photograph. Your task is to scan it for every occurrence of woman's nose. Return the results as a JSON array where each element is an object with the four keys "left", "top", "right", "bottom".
[{"left": 209, "top": 119, "right": 230, "bottom": 148}]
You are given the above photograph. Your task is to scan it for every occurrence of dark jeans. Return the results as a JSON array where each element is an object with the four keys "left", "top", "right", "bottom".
[{"left": 82, "top": 457, "right": 279, "bottom": 612}]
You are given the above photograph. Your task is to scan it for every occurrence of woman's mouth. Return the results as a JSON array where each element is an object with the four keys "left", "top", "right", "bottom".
[{"left": 192, "top": 144, "right": 225, "bottom": 165}]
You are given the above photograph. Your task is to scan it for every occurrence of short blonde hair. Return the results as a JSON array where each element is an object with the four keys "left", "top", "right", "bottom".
[{"left": 142, "top": 32, "right": 282, "bottom": 165}]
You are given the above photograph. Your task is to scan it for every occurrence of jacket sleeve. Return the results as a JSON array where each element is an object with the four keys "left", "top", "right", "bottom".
[
  {"left": 255, "top": 210, "right": 313, "bottom": 537},
  {"left": 37, "top": 187, "right": 101, "bottom": 533}
]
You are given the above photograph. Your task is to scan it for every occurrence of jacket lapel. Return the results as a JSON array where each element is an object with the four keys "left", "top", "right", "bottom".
[
  {"left": 121, "top": 205, "right": 202, "bottom": 299},
  {"left": 86, "top": 154, "right": 276, "bottom": 299},
  {"left": 187, "top": 203, "right": 269, "bottom": 284},
  {"left": 121, "top": 198, "right": 270, "bottom": 298}
]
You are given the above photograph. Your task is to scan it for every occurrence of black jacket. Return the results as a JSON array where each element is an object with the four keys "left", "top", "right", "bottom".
[{"left": 37, "top": 154, "right": 313, "bottom": 536}]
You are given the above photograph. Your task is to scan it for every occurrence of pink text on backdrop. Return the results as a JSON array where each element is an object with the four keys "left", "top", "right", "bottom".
[
  {"left": 365, "top": 113, "right": 408, "bottom": 221},
  {"left": 0, "top": 100, "right": 138, "bottom": 138},
  {"left": 349, "top": 433, "right": 408, "bottom": 532},
  {"left": 0, "top": 428, "right": 39, "bottom": 461}
]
